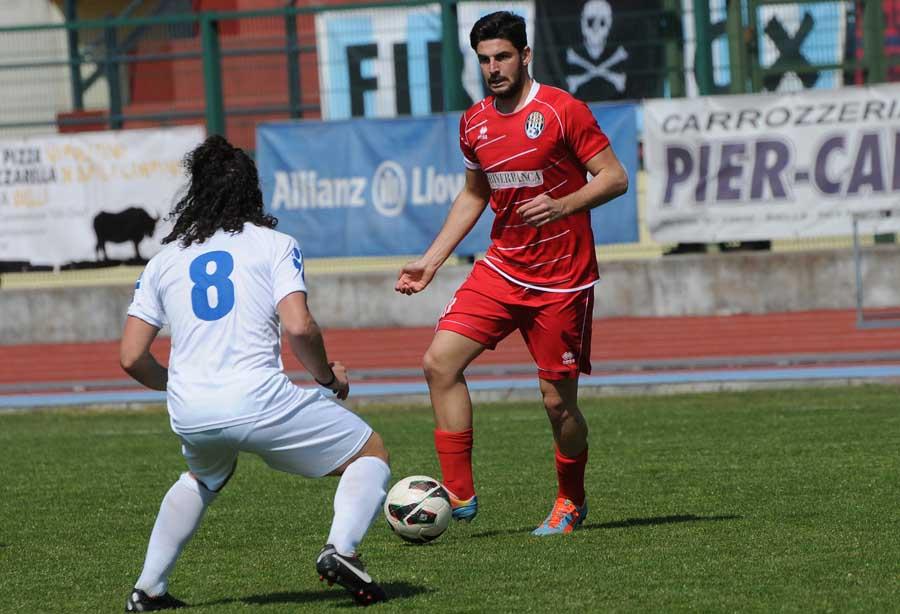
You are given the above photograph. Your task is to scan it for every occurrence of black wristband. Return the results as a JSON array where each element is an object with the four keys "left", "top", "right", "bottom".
[{"left": 314, "top": 369, "right": 336, "bottom": 388}]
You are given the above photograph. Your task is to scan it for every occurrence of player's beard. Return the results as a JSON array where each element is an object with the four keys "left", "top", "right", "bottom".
[{"left": 490, "top": 62, "right": 527, "bottom": 101}]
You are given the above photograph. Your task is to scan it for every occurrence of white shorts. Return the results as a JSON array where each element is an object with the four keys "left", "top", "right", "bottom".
[{"left": 177, "top": 393, "right": 373, "bottom": 491}]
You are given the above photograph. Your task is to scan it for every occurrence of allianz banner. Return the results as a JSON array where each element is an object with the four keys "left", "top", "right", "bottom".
[
  {"left": 0, "top": 126, "right": 203, "bottom": 269},
  {"left": 257, "top": 103, "right": 638, "bottom": 258},
  {"left": 643, "top": 84, "right": 900, "bottom": 243}
]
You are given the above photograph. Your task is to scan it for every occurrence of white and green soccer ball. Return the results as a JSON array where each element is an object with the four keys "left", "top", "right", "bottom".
[{"left": 383, "top": 475, "right": 452, "bottom": 543}]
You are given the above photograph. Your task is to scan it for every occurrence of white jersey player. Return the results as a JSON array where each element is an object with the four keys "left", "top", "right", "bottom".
[{"left": 120, "top": 135, "right": 390, "bottom": 610}]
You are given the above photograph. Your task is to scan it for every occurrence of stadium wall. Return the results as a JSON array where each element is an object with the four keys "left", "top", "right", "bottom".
[{"left": 2, "top": 246, "right": 898, "bottom": 345}]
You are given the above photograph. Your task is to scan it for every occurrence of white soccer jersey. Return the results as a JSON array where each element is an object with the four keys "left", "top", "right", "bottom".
[{"left": 128, "top": 223, "right": 318, "bottom": 434}]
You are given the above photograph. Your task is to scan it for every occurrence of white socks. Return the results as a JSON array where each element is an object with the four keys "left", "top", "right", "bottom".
[
  {"left": 326, "top": 456, "right": 391, "bottom": 556},
  {"left": 133, "top": 457, "right": 389, "bottom": 593},
  {"left": 135, "top": 473, "right": 217, "bottom": 596}
]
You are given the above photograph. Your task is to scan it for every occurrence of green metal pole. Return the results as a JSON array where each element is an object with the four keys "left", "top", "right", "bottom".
[
  {"left": 201, "top": 14, "right": 225, "bottom": 136},
  {"left": 747, "top": 0, "right": 762, "bottom": 92},
  {"left": 64, "top": 0, "right": 84, "bottom": 110},
  {"left": 692, "top": 0, "right": 714, "bottom": 95},
  {"left": 440, "top": 0, "right": 465, "bottom": 111},
  {"left": 104, "top": 25, "right": 122, "bottom": 129},
  {"left": 664, "top": 0, "right": 685, "bottom": 98},
  {"left": 725, "top": 0, "right": 747, "bottom": 94},
  {"left": 862, "top": 0, "right": 887, "bottom": 83},
  {"left": 285, "top": 4, "right": 302, "bottom": 118}
]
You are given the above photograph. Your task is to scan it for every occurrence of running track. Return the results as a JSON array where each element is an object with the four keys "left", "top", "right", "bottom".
[{"left": 3, "top": 309, "right": 900, "bottom": 408}]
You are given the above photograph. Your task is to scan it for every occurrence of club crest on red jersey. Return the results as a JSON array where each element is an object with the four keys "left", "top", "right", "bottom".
[{"left": 524, "top": 111, "right": 545, "bottom": 139}]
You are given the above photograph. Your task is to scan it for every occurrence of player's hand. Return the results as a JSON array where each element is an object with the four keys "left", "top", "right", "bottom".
[
  {"left": 516, "top": 194, "right": 570, "bottom": 227},
  {"left": 395, "top": 259, "right": 436, "bottom": 295},
  {"left": 327, "top": 361, "right": 350, "bottom": 400}
]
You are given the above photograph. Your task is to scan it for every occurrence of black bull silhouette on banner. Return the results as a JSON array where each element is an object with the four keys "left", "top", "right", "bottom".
[{"left": 93, "top": 207, "right": 158, "bottom": 261}]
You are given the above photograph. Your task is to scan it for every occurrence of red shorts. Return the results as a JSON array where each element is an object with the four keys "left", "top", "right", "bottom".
[{"left": 436, "top": 262, "right": 595, "bottom": 380}]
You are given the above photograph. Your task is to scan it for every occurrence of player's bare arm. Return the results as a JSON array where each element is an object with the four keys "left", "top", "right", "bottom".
[
  {"left": 120, "top": 316, "right": 167, "bottom": 391},
  {"left": 278, "top": 290, "right": 350, "bottom": 400},
  {"left": 517, "top": 146, "right": 628, "bottom": 227},
  {"left": 395, "top": 168, "right": 491, "bottom": 295}
]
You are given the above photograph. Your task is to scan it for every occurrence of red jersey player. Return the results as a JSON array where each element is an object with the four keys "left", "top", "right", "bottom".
[{"left": 395, "top": 11, "right": 628, "bottom": 535}]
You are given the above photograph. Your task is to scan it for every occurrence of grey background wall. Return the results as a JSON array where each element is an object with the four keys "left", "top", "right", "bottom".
[{"left": 2, "top": 246, "right": 897, "bottom": 345}]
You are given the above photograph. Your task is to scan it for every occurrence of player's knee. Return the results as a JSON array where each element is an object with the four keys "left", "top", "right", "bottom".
[
  {"left": 179, "top": 472, "right": 219, "bottom": 505},
  {"left": 544, "top": 396, "right": 585, "bottom": 428},
  {"left": 542, "top": 393, "right": 567, "bottom": 419},
  {"left": 422, "top": 347, "right": 460, "bottom": 384}
]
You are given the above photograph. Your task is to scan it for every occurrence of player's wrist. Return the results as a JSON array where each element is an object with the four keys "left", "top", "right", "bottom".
[
  {"left": 421, "top": 253, "right": 443, "bottom": 270},
  {"left": 559, "top": 196, "right": 578, "bottom": 217},
  {"left": 314, "top": 367, "right": 336, "bottom": 388}
]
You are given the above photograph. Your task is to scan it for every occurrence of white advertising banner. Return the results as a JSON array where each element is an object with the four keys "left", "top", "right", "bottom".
[
  {"left": 0, "top": 126, "right": 204, "bottom": 268},
  {"left": 643, "top": 84, "right": 900, "bottom": 242}
]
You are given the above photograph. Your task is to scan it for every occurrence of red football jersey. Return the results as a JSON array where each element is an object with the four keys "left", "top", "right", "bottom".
[{"left": 459, "top": 82, "right": 610, "bottom": 291}]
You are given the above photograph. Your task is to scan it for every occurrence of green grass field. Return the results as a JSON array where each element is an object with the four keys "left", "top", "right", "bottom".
[{"left": 1, "top": 385, "right": 898, "bottom": 613}]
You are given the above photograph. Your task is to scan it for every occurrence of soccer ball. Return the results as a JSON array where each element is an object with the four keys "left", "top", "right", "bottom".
[{"left": 383, "top": 475, "right": 452, "bottom": 543}]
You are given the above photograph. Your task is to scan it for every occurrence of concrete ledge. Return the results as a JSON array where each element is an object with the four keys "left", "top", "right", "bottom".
[
  {"left": 2, "top": 246, "right": 898, "bottom": 344},
  {"left": 1, "top": 285, "right": 136, "bottom": 345},
  {"left": 597, "top": 245, "right": 899, "bottom": 317}
]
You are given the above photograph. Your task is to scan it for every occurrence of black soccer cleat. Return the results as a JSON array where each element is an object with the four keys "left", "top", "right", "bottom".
[
  {"left": 316, "top": 544, "right": 387, "bottom": 606},
  {"left": 125, "top": 588, "right": 187, "bottom": 611}
]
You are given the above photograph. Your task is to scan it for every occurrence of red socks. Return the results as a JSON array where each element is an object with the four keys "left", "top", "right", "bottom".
[
  {"left": 433, "top": 428, "right": 475, "bottom": 500},
  {"left": 434, "top": 430, "right": 586, "bottom": 505},
  {"left": 555, "top": 446, "right": 588, "bottom": 506}
]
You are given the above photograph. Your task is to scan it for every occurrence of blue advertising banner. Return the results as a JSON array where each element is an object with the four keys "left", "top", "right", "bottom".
[
  {"left": 312, "top": 2, "right": 535, "bottom": 120},
  {"left": 257, "top": 102, "right": 638, "bottom": 258},
  {"left": 588, "top": 102, "right": 638, "bottom": 247}
]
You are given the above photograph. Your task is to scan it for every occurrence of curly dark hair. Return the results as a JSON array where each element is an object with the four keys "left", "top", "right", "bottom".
[
  {"left": 162, "top": 134, "right": 277, "bottom": 247},
  {"left": 469, "top": 11, "right": 527, "bottom": 52}
]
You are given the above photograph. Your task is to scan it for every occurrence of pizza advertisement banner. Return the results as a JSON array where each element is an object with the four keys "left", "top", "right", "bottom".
[{"left": 0, "top": 126, "right": 204, "bottom": 268}]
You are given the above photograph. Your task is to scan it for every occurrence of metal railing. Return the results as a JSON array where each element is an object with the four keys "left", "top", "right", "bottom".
[
  {"left": 4, "top": 1, "right": 888, "bottom": 147},
  {"left": 0, "top": 2, "right": 461, "bottom": 148}
]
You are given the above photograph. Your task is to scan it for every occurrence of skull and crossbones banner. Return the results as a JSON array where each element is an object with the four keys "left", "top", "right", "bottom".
[{"left": 532, "top": 0, "right": 665, "bottom": 101}]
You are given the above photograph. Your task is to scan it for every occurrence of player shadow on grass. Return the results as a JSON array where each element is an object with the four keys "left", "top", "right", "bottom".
[
  {"left": 586, "top": 514, "right": 742, "bottom": 531},
  {"left": 201, "top": 581, "right": 430, "bottom": 607},
  {"left": 470, "top": 514, "right": 742, "bottom": 538}
]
